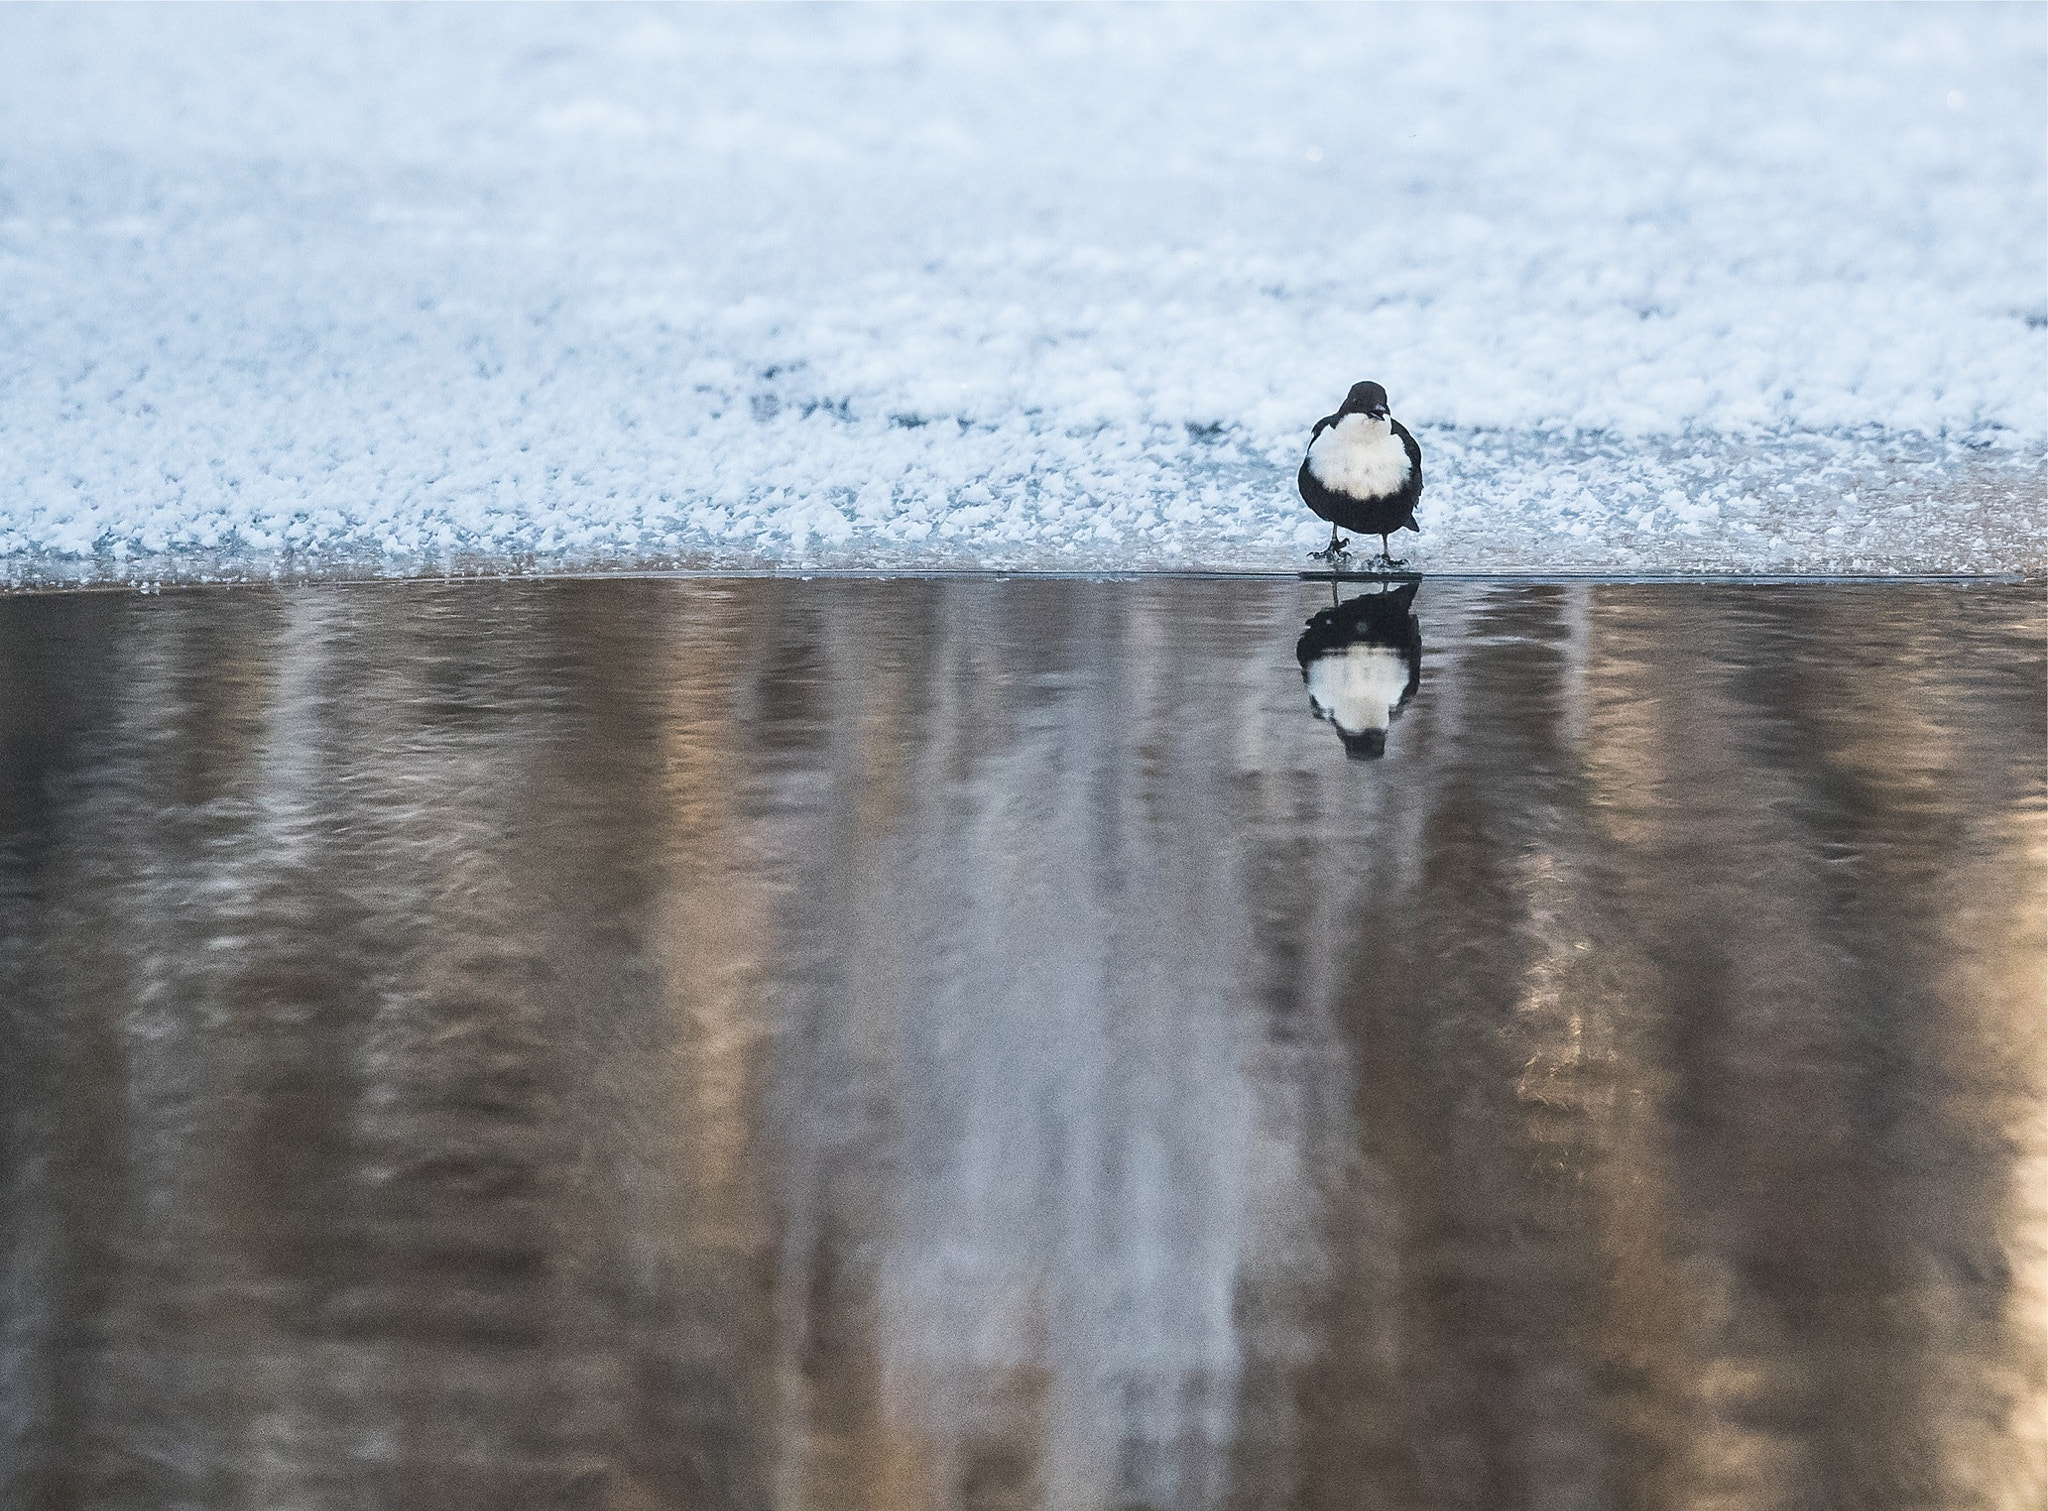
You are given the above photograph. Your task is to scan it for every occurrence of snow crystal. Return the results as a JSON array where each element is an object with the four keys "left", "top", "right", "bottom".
[{"left": 0, "top": 3, "right": 2042, "bottom": 585}]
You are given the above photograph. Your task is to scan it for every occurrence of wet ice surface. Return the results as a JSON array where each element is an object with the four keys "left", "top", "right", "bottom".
[
  {"left": 2, "top": 5, "right": 2044, "bottom": 583},
  {"left": 2, "top": 576, "right": 2043, "bottom": 1509}
]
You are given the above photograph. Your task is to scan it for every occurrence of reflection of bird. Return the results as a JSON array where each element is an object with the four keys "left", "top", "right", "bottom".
[
  {"left": 1299, "top": 380, "right": 1423, "bottom": 566},
  {"left": 1296, "top": 579, "right": 1422, "bottom": 760}
]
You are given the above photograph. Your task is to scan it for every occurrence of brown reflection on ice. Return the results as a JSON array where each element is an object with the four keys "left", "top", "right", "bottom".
[{"left": 0, "top": 578, "right": 2040, "bottom": 1510}]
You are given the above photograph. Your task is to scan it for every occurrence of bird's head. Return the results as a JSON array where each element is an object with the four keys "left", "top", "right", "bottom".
[
  {"left": 1338, "top": 381, "right": 1391, "bottom": 421},
  {"left": 1338, "top": 728, "right": 1388, "bottom": 761}
]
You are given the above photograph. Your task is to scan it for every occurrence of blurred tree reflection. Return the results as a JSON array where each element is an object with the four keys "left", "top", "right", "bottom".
[{"left": 0, "top": 579, "right": 2038, "bottom": 1510}]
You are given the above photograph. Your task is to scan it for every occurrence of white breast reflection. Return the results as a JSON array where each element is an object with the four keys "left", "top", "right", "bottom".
[{"left": 1295, "top": 578, "right": 1423, "bottom": 759}]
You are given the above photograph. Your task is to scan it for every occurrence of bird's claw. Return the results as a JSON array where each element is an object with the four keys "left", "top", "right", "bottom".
[{"left": 1307, "top": 540, "right": 1353, "bottom": 564}]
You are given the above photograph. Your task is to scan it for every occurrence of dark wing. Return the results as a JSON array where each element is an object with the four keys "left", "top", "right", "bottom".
[
  {"left": 1390, "top": 419, "right": 1423, "bottom": 494},
  {"left": 1305, "top": 412, "right": 1341, "bottom": 451},
  {"left": 1397, "top": 620, "right": 1422, "bottom": 710},
  {"left": 1390, "top": 418, "right": 1424, "bottom": 528}
]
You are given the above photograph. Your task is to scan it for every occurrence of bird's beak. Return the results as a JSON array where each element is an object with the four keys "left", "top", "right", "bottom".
[{"left": 1369, "top": 406, "right": 1389, "bottom": 420}]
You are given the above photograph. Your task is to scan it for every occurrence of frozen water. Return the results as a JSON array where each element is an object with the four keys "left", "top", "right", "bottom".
[{"left": 0, "top": 3, "right": 2042, "bottom": 583}]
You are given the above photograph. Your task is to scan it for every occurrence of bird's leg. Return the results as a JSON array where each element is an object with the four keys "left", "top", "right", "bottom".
[
  {"left": 1308, "top": 525, "right": 1351, "bottom": 564},
  {"left": 1376, "top": 534, "right": 1408, "bottom": 571}
]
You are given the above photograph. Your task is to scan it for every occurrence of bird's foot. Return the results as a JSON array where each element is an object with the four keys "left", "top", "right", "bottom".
[
  {"left": 1307, "top": 538, "right": 1353, "bottom": 564},
  {"left": 1373, "top": 554, "right": 1409, "bottom": 573}
]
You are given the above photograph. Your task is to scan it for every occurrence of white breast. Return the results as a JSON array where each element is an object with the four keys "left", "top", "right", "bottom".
[
  {"left": 1305, "top": 645, "right": 1411, "bottom": 735},
  {"left": 1306, "top": 415, "right": 1412, "bottom": 501}
]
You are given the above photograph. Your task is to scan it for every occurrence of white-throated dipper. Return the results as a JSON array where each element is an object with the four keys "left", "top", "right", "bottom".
[
  {"left": 1296, "top": 579, "right": 1423, "bottom": 759},
  {"left": 1298, "top": 380, "right": 1422, "bottom": 566}
]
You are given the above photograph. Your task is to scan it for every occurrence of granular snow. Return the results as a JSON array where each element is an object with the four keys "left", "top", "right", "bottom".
[{"left": 1, "top": 3, "right": 2042, "bottom": 585}]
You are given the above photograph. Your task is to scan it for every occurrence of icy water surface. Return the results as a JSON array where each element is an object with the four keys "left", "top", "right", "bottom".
[{"left": 1, "top": 577, "right": 2043, "bottom": 1510}]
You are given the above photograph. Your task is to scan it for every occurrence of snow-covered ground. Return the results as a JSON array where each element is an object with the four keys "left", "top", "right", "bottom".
[{"left": 1, "top": 3, "right": 2042, "bottom": 584}]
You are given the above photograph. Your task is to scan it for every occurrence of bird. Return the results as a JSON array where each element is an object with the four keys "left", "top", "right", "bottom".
[
  {"left": 1296, "top": 579, "right": 1422, "bottom": 760},
  {"left": 1298, "top": 380, "right": 1422, "bottom": 566}
]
